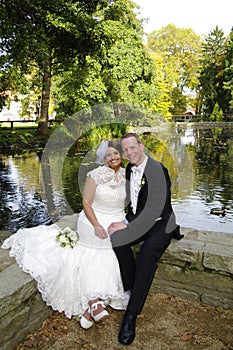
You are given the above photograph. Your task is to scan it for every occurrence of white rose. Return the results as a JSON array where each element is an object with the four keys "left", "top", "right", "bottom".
[{"left": 68, "top": 232, "right": 77, "bottom": 241}]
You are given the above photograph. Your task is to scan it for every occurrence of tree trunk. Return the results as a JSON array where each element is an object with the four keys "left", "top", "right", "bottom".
[{"left": 36, "top": 56, "right": 52, "bottom": 137}]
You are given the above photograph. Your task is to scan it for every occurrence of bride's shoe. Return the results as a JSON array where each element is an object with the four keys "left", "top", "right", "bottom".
[
  {"left": 80, "top": 308, "right": 94, "bottom": 329},
  {"left": 90, "top": 301, "right": 109, "bottom": 322}
]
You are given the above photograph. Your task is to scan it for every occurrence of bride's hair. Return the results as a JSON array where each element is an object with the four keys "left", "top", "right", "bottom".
[
  {"left": 95, "top": 140, "right": 122, "bottom": 164},
  {"left": 107, "top": 140, "right": 122, "bottom": 157}
]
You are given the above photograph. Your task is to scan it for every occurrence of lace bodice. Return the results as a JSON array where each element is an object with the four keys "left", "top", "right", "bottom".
[
  {"left": 88, "top": 165, "right": 125, "bottom": 187},
  {"left": 87, "top": 166, "right": 126, "bottom": 214}
]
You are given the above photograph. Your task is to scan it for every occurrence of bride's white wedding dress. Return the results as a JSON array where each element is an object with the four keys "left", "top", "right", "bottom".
[{"left": 1, "top": 165, "right": 129, "bottom": 319}]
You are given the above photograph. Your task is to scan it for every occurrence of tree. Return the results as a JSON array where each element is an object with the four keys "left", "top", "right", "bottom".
[
  {"left": 210, "top": 102, "right": 224, "bottom": 121},
  {"left": 223, "top": 28, "right": 233, "bottom": 114},
  {"left": 147, "top": 24, "right": 201, "bottom": 115},
  {"left": 52, "top": 0, "right": 162, "bottom": 122},
  {"left": 149, "top": 53, "right": 172, "bottom": 117},
  {"left": 198, "top": 26, "right": 228, "bottom": 115},
  {"left": 0, "top": 0, "right": 111, "bottom": 135}
]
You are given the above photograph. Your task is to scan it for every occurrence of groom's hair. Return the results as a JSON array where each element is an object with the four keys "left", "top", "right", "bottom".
[{"left": 121, "top": 132, "right": 142, "bottom": 145}]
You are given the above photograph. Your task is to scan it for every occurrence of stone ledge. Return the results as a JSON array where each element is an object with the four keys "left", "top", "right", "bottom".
[
  {"left": 0, "top": 249, "right": 15, "bottom": 272},
  {"left": 154, "top": 227, "right": 233, "bottom": 310},
  {"left": 0, "top": 262, "right": 52, "bottom": 350},
  {"left": 0, "top": 264, "right": 35, "bottom": 316},
  {"left": 203, "top": 243, "right": 233, "bottom": 274},
  {"left": 162, "top": 239, "right": 205, "bottom": 269},
  {"left": 153, "top": 265, "right": 233, "bottom": 299},
  {"left": 196, "top": 230, "right": 233, "bottom": 246},
  {"left": 163, "top": 227, "right": 233, "bottom": 275}
]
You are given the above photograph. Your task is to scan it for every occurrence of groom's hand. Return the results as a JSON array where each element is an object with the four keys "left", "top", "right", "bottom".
[{"left": 108, "top": 221, "right": 127, "bottom": 235}]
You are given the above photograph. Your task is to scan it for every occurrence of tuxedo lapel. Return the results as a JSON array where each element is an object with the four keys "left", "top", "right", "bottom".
[
  {"left": 126, "top": 163, "right": 133, "bottom": 180},
  {"left": 126, "top": 164, "right": 133, "bottom": 207}
]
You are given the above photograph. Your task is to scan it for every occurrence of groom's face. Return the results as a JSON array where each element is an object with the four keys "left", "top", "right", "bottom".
[{"left": 121, "top": 136, "right": 145, "bottom": 166}]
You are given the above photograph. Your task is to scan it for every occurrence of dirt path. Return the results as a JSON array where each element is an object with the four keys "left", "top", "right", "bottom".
[{"left": 16, "top": 293, "right": 233, "bottom": 350}]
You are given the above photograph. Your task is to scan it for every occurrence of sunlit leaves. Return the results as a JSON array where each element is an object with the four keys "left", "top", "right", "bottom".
[{"left": 147, "top": 24, "right": 202, "bottom": 115}]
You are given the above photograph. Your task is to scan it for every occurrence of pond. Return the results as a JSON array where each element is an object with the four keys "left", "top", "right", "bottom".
[{"left": 0, "top": 126, "right": 233, "bottom": 234}]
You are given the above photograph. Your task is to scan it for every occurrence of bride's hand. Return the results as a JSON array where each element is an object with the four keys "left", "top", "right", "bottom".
[
  {"left": 94, "top": 226, "right": 108, "bottom": 239},
  {"left": 108, "top": 221, "right": 127, "bottom": 235}
]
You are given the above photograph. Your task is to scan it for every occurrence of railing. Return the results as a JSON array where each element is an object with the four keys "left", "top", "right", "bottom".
[
  {"left": 171, "top": 114, "right": 233, "bottom": 123},
  {"left": 0, "top": 119, "right": 59, "bottom": 130},
  {"left": 1, "top": 115, "right": 233, "bottom": 130}
]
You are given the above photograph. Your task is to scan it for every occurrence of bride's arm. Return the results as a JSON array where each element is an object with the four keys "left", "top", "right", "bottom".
[{"left": 82, "top": 176, "right": 108, "bottom": 239}]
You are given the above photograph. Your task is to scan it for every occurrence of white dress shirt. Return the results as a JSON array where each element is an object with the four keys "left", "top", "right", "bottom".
[{"left": 130, "top": 156, "right": 148, "bottom": 214}]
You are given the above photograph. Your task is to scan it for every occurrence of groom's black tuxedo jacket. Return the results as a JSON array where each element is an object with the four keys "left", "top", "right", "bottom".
[{"left": 111, "top": 156, "right": 183, "bottom": 247}]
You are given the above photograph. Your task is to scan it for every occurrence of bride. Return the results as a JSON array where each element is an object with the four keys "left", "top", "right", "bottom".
[{"left": 1, "top": 140, "right": 129, "bottom": 329}]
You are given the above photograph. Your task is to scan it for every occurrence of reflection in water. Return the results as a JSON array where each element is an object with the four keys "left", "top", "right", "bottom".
[
  {"left": 0, "top": 155, "right": 52, "bottom": 233},
  {"left": 39, "top": 151, "right": 57, "bottom": 217},
  {"left": 173, "top": 127, "right": 233, "bottom": 232},
  {"left": 0, "top": 126, "right": 233, "bottom": 234}
]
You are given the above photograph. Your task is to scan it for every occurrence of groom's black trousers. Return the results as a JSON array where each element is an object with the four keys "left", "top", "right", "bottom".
[{"left": 113, "top": 220, "right": 174, "bottom": 316}]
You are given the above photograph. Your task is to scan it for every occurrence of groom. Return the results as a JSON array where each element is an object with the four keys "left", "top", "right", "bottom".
[{"left": 108, "top": 132, "right": 183, "bottom": 345}]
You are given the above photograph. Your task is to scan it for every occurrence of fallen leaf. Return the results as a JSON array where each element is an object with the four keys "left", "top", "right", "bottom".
[{"left": 181, "top": 333, "right": 193, "bottom": 341}]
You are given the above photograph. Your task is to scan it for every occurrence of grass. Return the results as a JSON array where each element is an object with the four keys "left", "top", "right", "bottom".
[{"left": 0, "top": 122, "right": 38, "bottom": 128}]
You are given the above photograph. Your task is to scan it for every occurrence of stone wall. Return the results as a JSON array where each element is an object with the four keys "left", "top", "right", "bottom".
[
  {"left": 0, "top": 218, "right": 232, "bottom": 350},
  {"left": 151, "top": 228, "right": 233, "bottom": 309},
  {"left": 0, "top": 248, "right": 52, "bottom": 350}
]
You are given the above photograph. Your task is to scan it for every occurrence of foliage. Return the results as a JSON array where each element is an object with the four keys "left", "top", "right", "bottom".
[
  {"left": 223, "top": 28, "right": 233, "bottom": 113},
  {"left": 147, "top": 24, "right": 202, "bottom": 115},
  {"left": 0, "top": 126, "right": 51, "bottom": 153},
  {"left": 210, "top": 102, "right": 224, "bottom": 121},
  {"left": 198, "top": 26, "right": 232, "bottom": 115},
  {"left": 148, "top": 53, "right": 172, "bottom": 117},
  {"left": 1, "top": 2, "right": 232, "bottom": 128},
  {"left": 1, "top": 0, "right": 162, "bottom": 132},
  {"left": 0, "top": 0, "right": 113, "bottom": 135},
  {"left": 79, "top": 123, "right": 128, "bottom": 146},
  {"left": 0, "top": 127, "right": 32, "bottom": 151},
  {"left": 52, "top": 2, "right": 161, "bottom": 121}
]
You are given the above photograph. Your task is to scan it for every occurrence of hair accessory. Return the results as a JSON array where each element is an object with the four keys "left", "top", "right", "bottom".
[{"left": 95, "top": 140, "right": 109, "bottom": 164}]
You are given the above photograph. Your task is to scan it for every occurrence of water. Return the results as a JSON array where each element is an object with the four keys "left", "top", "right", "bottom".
[
  {"left": 0, "top": 126, "right": 233, "bottom": 234},
  {"left": 171, "top": 126, "right": 233, "bottom": 233}
]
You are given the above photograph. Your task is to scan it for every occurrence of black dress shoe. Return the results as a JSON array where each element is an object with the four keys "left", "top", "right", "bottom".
[{"left": 118, "top": 312, "right": 136, "bottom": 345}]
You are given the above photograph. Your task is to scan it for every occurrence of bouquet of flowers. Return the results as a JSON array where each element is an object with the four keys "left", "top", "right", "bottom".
[{"left": 56, "top": 226, "right": 79, "bottom": 249}]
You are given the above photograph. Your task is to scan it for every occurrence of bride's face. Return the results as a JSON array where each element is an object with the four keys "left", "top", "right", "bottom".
[{"left": 105, "top": 147, "right": 122, "bottom": 171}]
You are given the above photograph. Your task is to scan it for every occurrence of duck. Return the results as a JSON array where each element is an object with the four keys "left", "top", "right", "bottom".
[{"left": 210, "top": 207, "right": 226, "bottom": 216}]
